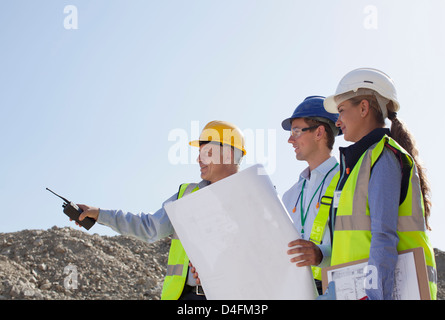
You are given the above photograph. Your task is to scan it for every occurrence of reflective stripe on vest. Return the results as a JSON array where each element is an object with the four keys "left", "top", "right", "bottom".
[
  {"left": 309, "top": 171, "right": 339, "bottom": 280},
  {"left": 160, "top": 183, "right": 199, "bottom": 300},
  {"left": 331, "top": 135, "right": 437, "bottom": 299}
]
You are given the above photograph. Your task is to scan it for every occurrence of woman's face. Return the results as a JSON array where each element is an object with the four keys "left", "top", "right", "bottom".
[{"left": 336, "top": 99, "right": 364, "bottom": 142}]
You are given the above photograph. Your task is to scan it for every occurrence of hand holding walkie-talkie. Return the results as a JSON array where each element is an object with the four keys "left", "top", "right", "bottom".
[{"left": 46, "top": 188, "right": 96, "bottom": 230}]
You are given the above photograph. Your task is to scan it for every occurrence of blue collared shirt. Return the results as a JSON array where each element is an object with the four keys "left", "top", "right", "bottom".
[
  {"left": 97, "top": 180, "right": 210, "bottom": 243},
  {"left": 366, "top": 147, "right": 401, "bottom": 300}
]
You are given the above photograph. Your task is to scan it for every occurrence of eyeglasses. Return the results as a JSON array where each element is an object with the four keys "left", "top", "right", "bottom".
[{"left": 290, "top": 125, "right": 320, "bottom": 138}]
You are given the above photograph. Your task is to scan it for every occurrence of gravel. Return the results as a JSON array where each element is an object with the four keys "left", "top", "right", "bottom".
[{"left": 0, "top": 226, "right": 443, "bottom": 300}]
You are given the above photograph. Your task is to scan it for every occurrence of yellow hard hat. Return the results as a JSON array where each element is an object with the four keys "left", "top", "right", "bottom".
[{"left": 189, "top": 120, "right": 247, "bottom": 156}]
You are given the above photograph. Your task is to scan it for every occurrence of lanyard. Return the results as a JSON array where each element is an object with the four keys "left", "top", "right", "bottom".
[{"left": 293, "top": 163, "right": 339, "bottom": 237}]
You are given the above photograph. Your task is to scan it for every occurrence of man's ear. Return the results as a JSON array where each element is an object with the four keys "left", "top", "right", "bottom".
[
  {"left": 222, "top": 146, "right": 234, "bottom": 165},
  {"left": 315, "top": 125, "right": 326, "bottom": 141}
]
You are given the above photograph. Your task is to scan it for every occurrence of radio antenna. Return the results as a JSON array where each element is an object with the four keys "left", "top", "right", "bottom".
[{"left": 46, "top": 187, "right": 70, "bottom": 203}]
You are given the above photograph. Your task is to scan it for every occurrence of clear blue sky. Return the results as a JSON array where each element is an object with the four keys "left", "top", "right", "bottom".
[{"left": 1, "top": 0, "right": 444, "bottom": 250}]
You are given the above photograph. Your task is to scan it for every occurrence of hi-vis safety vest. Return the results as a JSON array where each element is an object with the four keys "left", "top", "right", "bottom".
[
  {"left": 160, "top": 183, "right": 199, "bottom": 300},
  {"left": 308, "top": 171, "right": 340, "bottom": 281},
  {"left": 330, "top": 135, "right": 437, "bottom": 299}
]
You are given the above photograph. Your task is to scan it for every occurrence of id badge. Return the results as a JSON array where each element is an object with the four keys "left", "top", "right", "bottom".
[{"left": 333, "top": 191, "right": 342, "bottom": 208}]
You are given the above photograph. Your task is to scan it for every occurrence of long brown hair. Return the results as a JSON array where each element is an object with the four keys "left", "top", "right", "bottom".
[
  {"left": 388, "top": 108, "right": 432, "bottom": 230},
  {"left": 350, "top": 96, "right": 432, "bottom": 230}
]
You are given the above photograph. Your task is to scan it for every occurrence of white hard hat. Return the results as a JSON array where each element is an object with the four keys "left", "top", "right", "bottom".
[{"left": 324, "top": 68, "right": 400, "bottom": 118}]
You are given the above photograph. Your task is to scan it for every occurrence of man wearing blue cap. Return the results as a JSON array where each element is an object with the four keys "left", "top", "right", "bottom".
[{"left": 281, "top": 96, "right": 340, "bottom": 294}]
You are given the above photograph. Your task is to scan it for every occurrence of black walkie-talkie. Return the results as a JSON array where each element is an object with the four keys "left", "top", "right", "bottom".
[{"left": 46, "top": 188, "right": 96, "bottom": 230}]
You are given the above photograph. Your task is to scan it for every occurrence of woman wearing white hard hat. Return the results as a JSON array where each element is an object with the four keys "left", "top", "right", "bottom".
[{"left": 323, "top": 68, "right": 437, "bottom": 300}]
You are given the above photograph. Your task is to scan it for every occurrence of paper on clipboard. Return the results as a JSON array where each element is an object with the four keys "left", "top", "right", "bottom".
[
  {"left": 164, "top": 164, "right": 317, "bottom": 300},
  {"left": 322, "top": 247, "right": 431, "bottom": 300}
]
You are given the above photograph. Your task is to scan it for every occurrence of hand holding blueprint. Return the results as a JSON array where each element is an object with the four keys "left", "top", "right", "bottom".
[{"left": 164, "top": 164, "right": 317, "bottom": 300}]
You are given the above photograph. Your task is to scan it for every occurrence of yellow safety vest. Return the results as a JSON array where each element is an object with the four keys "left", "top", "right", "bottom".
[
  {"left": 308, "top": 171, "right": 340, "bottom": 280},
  {"left": 330, "top": 135, "right": 437, "bottom": 299},
  {"left": 160, "top": 183, "right": 200, "bottom": 300}
]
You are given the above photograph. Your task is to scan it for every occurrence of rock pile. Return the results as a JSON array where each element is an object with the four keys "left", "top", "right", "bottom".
[
  {"left": 0, "top": 226, "right": 169, "bottom": 300},
  {"left": 0, "top": 226, "right": 444, "bottom": 300}
]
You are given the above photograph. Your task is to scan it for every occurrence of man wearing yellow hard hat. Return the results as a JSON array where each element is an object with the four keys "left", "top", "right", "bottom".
[
  {"left": 189, "top": 120, "right": 246, "bottom": 182},
  {"left": 71, "top": 120, "right": 246, "bottom": 300}
]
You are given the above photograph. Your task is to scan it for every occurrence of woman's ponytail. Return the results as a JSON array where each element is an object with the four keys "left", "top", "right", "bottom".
[{"left": 388, "top": 110, "right": 432, "bottom": 230}]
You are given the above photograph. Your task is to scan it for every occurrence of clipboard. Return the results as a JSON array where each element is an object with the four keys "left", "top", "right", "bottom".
[{"left": 321, "top": 247, "right": 431, "bottom": 300}]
